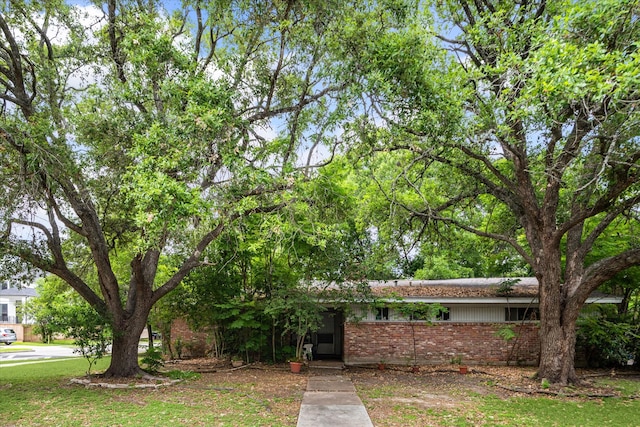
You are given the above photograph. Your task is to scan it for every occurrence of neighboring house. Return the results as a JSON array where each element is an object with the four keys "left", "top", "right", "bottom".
[
  {"left": 0, "top": 283, "right": 37, "bottom": 341},
  {"left": 334, "top": 277, "right": 622, "bottom": 366}
]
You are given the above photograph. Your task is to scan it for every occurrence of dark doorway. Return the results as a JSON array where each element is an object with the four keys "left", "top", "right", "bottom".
[{"left": 311, "top": 309, "right": 343, "bottom": 360}]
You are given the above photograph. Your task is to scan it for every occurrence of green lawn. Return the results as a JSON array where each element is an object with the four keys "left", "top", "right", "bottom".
[
  {"left": 477, "top": 390, "right": 640, "bottom": 427},
  {"left": 2, "top": 359, "right": 639, "bottom": 427},
  {"left": 0, "top": 358, "right": 301, "bottom": 427},
  {"left": 357, "top": 374, "right": 640, "bottom": 427}
]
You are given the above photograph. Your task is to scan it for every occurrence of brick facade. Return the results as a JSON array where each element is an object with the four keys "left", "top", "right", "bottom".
[
  {"left": 170, "top": 318, "right": 213, "bottom": 358},
  {"left": 343, "top": 321, "right": 540, "bottom": 366}
]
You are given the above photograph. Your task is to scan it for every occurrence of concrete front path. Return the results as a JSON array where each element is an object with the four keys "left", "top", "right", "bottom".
[{"left": 296, "top": 375, "right": 374, "bottom": 427}]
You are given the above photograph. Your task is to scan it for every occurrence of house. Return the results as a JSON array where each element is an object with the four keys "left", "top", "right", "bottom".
[
  {"left": 169, "top": 277, "right": 622, "bottom": 365},
  {"left": 311, "top": 277, "right": 622, "bottom": 366},
  {"left": 0, "top": 283, "right": 37, "bottom": 341}
]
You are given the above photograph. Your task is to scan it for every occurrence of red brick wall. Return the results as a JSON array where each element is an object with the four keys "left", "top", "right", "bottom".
[
  {"left": 343, "top": 322, "right": 539, "bottom": 366},
  {"left": 170, "top": 318, "right": 213, "bottom": 358}
]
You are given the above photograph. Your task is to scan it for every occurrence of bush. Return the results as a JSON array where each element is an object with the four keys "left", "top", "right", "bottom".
[
  {"left": 577, "top": 315, "right": 639, "bottom": 368},
  {"left": 65, "top": 304, "right": 112, "bottom": 375},
  {"left": 141, "top": 345, "right": 164, "bottom": 374}
]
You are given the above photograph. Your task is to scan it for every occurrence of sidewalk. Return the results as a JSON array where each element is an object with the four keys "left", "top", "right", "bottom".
[{"left": 296, "top": 375, "right": 374, "bottom": 427}]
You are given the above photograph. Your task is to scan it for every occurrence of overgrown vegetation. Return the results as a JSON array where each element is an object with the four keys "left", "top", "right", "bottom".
[{"left": 577, "top": 305, "right": 640, "bottom": 368}]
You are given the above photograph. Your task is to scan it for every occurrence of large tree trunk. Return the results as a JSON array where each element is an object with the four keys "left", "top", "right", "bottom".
[
  {"left": 103, "top": 310, "right": 150, "bottom": 378},
  {"left": 536, "top": 273, "right": 581, "bottom": 385},
  {"left": 537, "top": 312, "right": 579, "bottom": 385}
]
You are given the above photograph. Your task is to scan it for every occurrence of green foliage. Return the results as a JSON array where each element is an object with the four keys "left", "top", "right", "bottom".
[
  {"left": 265, "top": 282, "right": 326, "bottom": 361},
  {"left": 391, "top": 301, "right": 446, "bottom": 322},
  {"left": 1, "top": 0, "right": 407, "bottom": 377},
  {"left": 66, "top": 304, "right": 113, "bottom": 376},
  {"left": 213, "top": 299, "right": 270, "bottom": 359},
  {"left": 141, "top": 345, "right": 165, "bottom": 374},
  {"left": 21, "top": 277, "right": 74, "bottom": 343},
  {"left": 174, "top": 337, "right": 184, "bottom": 360},
  {"left": 353, "top": 0, "right": 640, "bottom": 383},
  {"left": 496, "top": 279, "right": 520, "bottom": 297},
  {"left": 495, "top": 325, "right": 517, "bottom": 342},
  {"left": 576, "top": 312, "right": 639, "bottom": 368},
  {"left": 450, "top": 354, "right": 463, "bottom": 365}
]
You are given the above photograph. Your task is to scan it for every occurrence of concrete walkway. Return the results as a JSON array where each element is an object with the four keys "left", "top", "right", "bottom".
[{"left": 296, "top": 375, "right": 374, "bottom": 427}]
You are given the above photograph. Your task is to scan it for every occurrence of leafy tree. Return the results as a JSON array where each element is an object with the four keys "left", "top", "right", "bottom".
[
  {"left": 169, "top": 164, "right": 382, "bottom": 362},
  {"left": 24, "top": 277, "right": 112, "bottom": 374},
  {"left": 345, "top": 152, "right": 530, "bottom": 279},
  {"left": 0, "top": 0, "right": 402, "bottom": 377},
  {"left": 584, "top": 218, "right": 640, "bottom": 317},
  {"left": 66, "top": 302, "right": 113, "bottom": 376},
  {"left": 21, "top": 277, "right": 72, "bottom": 343},
  {"left": 265, "top": 282, "right": 325, "bottom": 362},
  {"left": 357, "top": 0, "right": 640, "bottom": 384}
]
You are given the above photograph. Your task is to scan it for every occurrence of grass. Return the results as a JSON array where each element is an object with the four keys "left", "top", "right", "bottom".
[
  {"left": 357, "top": 375, "right": 640, "bottom": 427},
  {"left": 0, "top": 356, "right": 111, "bottom": 379},
  {"left": 477, "top": 392, "right": 640, "bottom": 426},
  {"left": 3, "top": 359, "right": 639, "bottom": 427},
  {"left": 0, "top": 358, "right": 301, "bottom": 427},
  {"left": 0, "top": 346, "right": 33, "bottom": 353},
  {"left": 491, "top": 377, "right": 640, "bottom": 427}
]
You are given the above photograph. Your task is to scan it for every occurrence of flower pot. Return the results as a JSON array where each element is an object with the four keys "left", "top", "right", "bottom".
[
  {"left": 459, "top": 366, "right": 468, "bottom": 374},
  {"left": 377, "top": 363, "right": 385, "bottom": 371},
  {"left": 290, "top": 361, "right": 303, "bottom": 373}
]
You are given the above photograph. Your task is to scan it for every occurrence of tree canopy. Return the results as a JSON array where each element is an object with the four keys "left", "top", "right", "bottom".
[
  {"left": 1, "top": 0, "right": 639, "bottom": 384},
  {"left": 354, "top": 0, "right": 640, "bottom": 384},
  {"left": 0, "top": 0, "right": 406, "bottom": 377}
]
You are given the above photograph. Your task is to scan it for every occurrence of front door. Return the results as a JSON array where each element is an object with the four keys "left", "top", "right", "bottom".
[{"left": 313, "top": 309, "right": 343, "bottom": 359}]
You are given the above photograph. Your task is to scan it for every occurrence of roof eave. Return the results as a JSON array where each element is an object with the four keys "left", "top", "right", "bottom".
[{"left": 372, "top": 296, "right": 623, "bottom": 304}]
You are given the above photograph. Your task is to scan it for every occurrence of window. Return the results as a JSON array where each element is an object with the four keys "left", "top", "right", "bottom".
[
  {"left": 375, "top": 307, "right": 389, "bottom": 321},
  {"left": 15, "top": 301, "right": 22, "bottom": 324},
  {"left": 505, "top": 307, "right": 539, "bottom": 321},
  {"left": 0, "top": 304, "right": 7, "bottom": 322},
  {"left": 436, "top": 308, "right": 450, "bottom": 321}
]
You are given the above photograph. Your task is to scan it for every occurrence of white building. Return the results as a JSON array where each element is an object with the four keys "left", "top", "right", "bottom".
[{"left": 0, "top": 283, "right": 37, "bottom": 325}]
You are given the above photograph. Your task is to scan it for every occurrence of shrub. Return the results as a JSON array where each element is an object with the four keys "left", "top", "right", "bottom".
[
  {"left": 141, "top": 345, "right": 164, "bottom": 374},
  {"left": 576, "top": 315, "right": 639, "bottom": 368}
]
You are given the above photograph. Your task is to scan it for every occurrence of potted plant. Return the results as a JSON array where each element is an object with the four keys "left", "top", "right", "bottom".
[
  {"left": 377, "top": 359, "right": 386, "bottom": 371},
  {"left": 451, "top": 354, "right": 468, "bottom": 374},
  {"left": 289, "top": 357, "right": 304, "bottom": 373}
]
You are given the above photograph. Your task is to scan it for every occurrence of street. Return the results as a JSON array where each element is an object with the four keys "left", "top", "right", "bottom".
[{"left": 0, "top": 344, "right": 80, "bottom": 366}]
